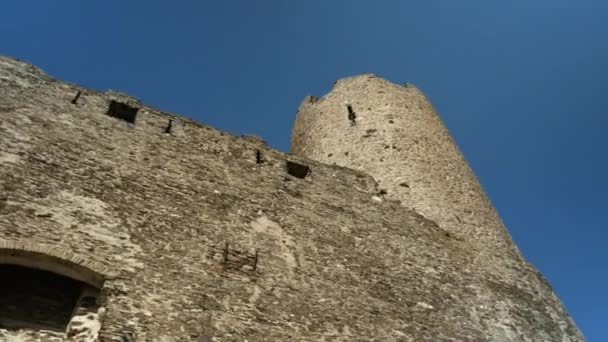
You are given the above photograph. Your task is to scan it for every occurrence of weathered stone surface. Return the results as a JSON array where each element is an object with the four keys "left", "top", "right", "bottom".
[
  {"left": 0, "top": 55, "right": 583, "bottom": 341},
  {"left": 292, "top": 75, "right": 517, "bottom": 258}
]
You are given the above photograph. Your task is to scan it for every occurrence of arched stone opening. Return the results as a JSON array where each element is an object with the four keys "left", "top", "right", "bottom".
[
  {"left": 0, "top": 242, "right": 108, "bottom": 340},
  {"left": 0, "top": 243, "right": 109, "bottom": 288},
  {"left": 0, "top": 264, "right": 83, "bottom": 331}
]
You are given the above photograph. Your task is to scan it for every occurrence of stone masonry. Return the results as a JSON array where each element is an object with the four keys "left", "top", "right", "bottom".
[
  {"left": 292, "top": 75, "right": 522, "bottom": 289},
  {"left": 0, "top": 55, "right": 583, "bottom": 341}
]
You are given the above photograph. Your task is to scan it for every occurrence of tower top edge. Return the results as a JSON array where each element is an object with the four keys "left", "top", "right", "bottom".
[
  {"left": 298, "top": 74, "right": 422, "bottom": 109},
  {"left": 332, "top": 73, "right": 418, "bottom": 88}
]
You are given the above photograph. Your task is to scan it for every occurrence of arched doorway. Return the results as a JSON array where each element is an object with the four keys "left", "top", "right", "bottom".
[
  {"left": 0, "top": 264, "right": 83, "bottom": 331},
  {"left": 0, "top": 242, "right": 108, "bottom": 340}
]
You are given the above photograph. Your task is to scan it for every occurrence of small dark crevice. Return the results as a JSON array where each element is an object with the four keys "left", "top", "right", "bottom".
[
  {"left": 379, "top": 189, "right": 388, "bottom": 195},
  {"left": 256, "top": 150, "right": 265, "bottom": 164},
  {"left": 0, "top": 193, "right": 7, "bottom": 212},
  {"left": 223, "top": 242, "right": 230, "bottom": 264},
  {"left": 444, "top": 230, "right": 464, "bottom": 241},
  {"left": 399, "top": 182, "right": 410, "bottom": 188},
  {"left": 120, "top": 332, "right": 137, "bottom": 342},
  {"left": 106, "top": 101, "right": 138, "bottom": 124},
  {"left": 71, "top": 90, "right": 81, "bottom": 105},
  {"left": 253, "top": 250, "right": 259, "bottom": 271},
  {"left": 327, "top": 153, "right": 333, "bottom": 157},
  {"left": 286, "top": 161, "right": 310, "bottom": 179},
  {"left": 347, "top": 105, "right": 357, "bottom": 126},
  {"left": 363, "top": 128, "right": 377, "bottom": 138},
  {"left": 344, "top": 152, "right": 349, "bottom": 156},
  {"left": 388, "top": 120, "right": 394, "bottom": 124},
  {"left": 164, "top": 119, "right": 173, "bottom": 134}
]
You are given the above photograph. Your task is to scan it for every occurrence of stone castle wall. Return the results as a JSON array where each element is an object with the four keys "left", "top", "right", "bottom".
[
  {"left": 0, "top": 56, "right": 583, "bottom": 341},
  {"left": 292, "top": 74, "right": 519, "bottom": 265}
]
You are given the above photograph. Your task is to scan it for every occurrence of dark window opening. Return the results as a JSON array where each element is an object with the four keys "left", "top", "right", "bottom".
[
  {"left": 71, "top": 90, "right": 81, "bottom": 105},
  {"left": 256, "top": 150, "right": 264, "bottom": 164},
  {"left": 347, "top": 105, "right": 356, "bottom": 126},
  {"left": 164, "top": 119, "right": 173, "bottom": 134},
  {"left": 0, "top": 264, "right": 83, "bottom": 332},
  {"left": 106, "top": 101, "right": 138, "bottom": 124},
  {"left": 286, "top": 161, "right": 310, "bottom": 179}
]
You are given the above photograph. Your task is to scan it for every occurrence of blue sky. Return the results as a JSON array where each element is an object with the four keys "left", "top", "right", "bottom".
[{"left": 2, "top": 1, "right": 606, "bottom": 339}]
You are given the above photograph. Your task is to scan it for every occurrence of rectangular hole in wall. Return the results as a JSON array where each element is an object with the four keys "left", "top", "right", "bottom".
[
  {"left": 286, "top": 161, "right": 310, "bottom": 179},
  {"left": 256, "top": 150, "right": 264, "bottom": 164},
  {"left": 106, "top": 100, "right": 138, "bottom": 124},
  {"left": 0, "top": 264, "right": 82, "bottom": 332},
  {"left": 347, "top": 105, "right": 356, "bottom": 125}
]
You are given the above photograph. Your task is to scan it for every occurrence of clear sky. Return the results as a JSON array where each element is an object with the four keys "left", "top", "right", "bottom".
[{"left": 2, "top": 1, "right": 606, "bottom": 339}]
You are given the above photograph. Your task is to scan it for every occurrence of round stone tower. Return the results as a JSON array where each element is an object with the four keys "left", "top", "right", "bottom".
[
  {"left": 291, "top": 74, "right": 584, "bottom": 341},
  {"left": 291, "top": 74, "right": 519, "bottom": 261}
]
